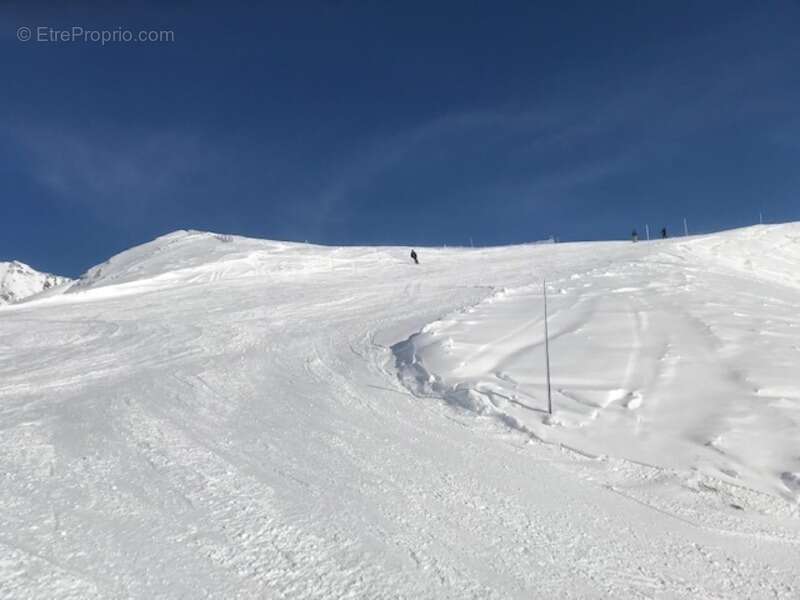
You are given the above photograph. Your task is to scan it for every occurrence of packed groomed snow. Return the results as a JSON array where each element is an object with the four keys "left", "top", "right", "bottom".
[{"left": 1, "top": 225, "right": 799, "bottom": 598}]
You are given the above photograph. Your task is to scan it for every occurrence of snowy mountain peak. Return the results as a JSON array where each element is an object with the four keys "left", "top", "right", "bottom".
[
  {"left": 0, "top": 260, "right": 71, "bottom": 305},
  {"left": 69, "top": 229, "right": 316, "bottom": 293}
]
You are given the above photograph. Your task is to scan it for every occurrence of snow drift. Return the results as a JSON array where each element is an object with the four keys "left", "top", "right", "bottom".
[{"left": 394, "top": 224, "right": 800, "bottom": 500}]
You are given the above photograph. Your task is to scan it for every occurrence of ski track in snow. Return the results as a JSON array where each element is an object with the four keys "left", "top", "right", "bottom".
[{"left": 1, "top": 226, "right": 799, "bottom": 598}]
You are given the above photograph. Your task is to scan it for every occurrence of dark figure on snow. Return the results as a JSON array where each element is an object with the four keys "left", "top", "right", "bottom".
[
  {"left": 632, "top": 229, "right": 639, "bottom": 243},
  {"left": 661, "top": 227, "right": 667, "bottom": 239},
  {"left": 410, "top": 249, "right": 419, "bottom": 264}
]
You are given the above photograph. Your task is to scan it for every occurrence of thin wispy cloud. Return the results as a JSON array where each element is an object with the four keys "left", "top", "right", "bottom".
[
  {"left": 3, "top": 120, "right": 220, "bottom": 224},
  {"left": 301, "top": 7, "right": 800, "bottom": 230},
  {"left": 309, "top": 108, "right": 566, "bottom": 220}
]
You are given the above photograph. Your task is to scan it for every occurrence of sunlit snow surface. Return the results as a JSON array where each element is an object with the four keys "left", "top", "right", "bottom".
[
  {"left": 1, "top": 226, "right": 799, "bottom": 598},
  {"left": 0, "top": 261, "right": 70, "bottom": 305}
]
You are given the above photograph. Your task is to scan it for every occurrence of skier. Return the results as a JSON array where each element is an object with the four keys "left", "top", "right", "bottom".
[
  {"left": 661, "top": 227, "right": 667, "bottom": 239},
  {"left": 632, "top": 229, "right": 638, "bottom": 243},
  {"left": 410, "top": 249, "right": 419, "bottom": 264}
]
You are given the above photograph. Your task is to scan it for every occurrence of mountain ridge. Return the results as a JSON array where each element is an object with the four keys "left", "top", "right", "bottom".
[{"left": 0, "top": 260, "right": 71, "bottom": 305}]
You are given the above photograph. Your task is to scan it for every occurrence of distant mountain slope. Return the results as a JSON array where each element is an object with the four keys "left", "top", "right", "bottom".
[
  {"left": 0, "top": 261, "right": 71, "bottom": 305},
  {"left": 67, "top": 230, "right": 313, "bottom": 293}
]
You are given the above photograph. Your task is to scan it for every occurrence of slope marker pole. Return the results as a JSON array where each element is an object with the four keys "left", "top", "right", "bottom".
[
  {"left": 543, "top": 279, "right": 552, "bottom": 415},
  {"left": 683, "top": 217, "right": 689, "bottom": 237},
  {"left": 645, "top": 224, "right": 650, "bottom": 241}
]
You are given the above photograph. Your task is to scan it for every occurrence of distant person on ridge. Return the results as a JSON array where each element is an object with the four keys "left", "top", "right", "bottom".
[
  {"left": 661, "top": 227, "right": 667, "bottom": 239},
  {"left": 632, "top": 229, "right": 638, "bottom": 243},
  {"left": 410, "top": 249, "right": 419, "bottom": 265}
]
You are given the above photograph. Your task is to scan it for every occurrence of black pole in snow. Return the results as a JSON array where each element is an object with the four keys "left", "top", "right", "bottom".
[{"left": 543, "top": 279, "right": 552, "bottom": 415}]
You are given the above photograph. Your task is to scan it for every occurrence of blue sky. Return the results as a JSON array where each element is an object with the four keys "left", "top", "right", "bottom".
[{"left": 2, "top": 1, "right": 800, "bottom": 276}]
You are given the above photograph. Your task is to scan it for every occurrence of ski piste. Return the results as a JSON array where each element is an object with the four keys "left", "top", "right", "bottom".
[{"left": 2, "top": 225, "right": 799, "bottom": 598}]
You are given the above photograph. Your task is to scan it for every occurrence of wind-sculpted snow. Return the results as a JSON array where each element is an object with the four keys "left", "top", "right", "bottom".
[
  {"left": 395, "top": 224, "right": 800, "bottom": 501},
  {"left": 1, "top": 225, "right": 799, "bottom": 598}
]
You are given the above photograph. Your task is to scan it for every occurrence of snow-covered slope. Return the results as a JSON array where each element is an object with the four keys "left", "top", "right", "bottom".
[
  {"left": 0, "top": 260, "right": 70, "bottom": 304},
  {"left": 1, "top": 225, "right": 799, "bottom": 598},
  {"left": 67, "top": 230, "right": 318, "bottom": 294},
  {"left": 396, "top": 225, "right": 800, "bottom": 501}
]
